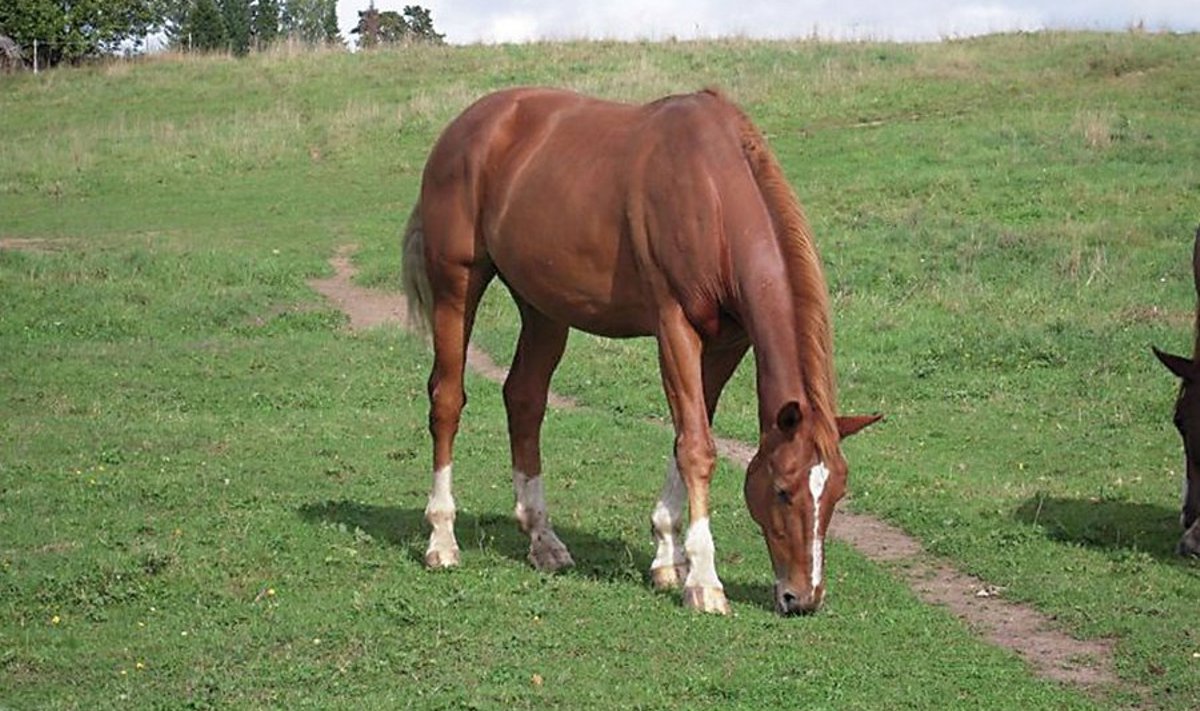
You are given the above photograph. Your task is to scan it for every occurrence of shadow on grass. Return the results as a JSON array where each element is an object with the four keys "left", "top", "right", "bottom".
[
  {"left": 297, "top": 499, "right": 778, "bottom": 611},
  {"left": 1013, "top": 495, "right": 1189, "bottom": 562},
  {"left": 297, "top": 500, "right": 652, "bottom": 584}
]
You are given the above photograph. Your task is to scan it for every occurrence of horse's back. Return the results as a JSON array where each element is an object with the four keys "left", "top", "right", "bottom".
[{"left": 418, "top": 88, "right": 770, "bottom": 338}]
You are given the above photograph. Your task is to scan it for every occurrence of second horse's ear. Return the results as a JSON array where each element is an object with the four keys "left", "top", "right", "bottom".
[
  {"left": 1153, "top": 346, "right": 1196, "bottom": 382},
  {"left": 836, "top": 414, "right": 883, "bottom": 439}
]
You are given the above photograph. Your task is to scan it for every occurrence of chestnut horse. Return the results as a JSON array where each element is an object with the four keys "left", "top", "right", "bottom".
[
  {"left": 402, "top": 87, "right": 880, "bottom": 614},
  {"left": 1152, "top": 224, "right": 1200, "bottom": 557}
]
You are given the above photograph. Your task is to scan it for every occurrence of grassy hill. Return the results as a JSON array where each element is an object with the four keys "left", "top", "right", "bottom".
[{"left": 2, "top": 33, "right": 1198, "bottom": 708}]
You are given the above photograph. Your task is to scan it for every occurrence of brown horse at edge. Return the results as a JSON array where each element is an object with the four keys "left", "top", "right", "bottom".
[
  {"left": 1152, "top": 224, "right": 1200, "bottom": 557},
  {"left": 402, "top": 87, "right": 880, "bottom": 614}
]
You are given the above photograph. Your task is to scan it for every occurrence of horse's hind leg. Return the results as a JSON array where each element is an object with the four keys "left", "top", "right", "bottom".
[
  {"left": 504, "top": 302, "right": 573, "bottom": 571},
  {"left": 423, "top": 258, "right": 494, "bottom": 569}
]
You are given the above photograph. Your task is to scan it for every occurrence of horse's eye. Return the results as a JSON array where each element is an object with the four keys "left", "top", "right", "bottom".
[{"left": 775, "top": 488, "right": 791, "bottom": 505}]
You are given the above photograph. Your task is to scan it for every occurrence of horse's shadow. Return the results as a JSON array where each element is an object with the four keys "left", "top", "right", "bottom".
[
  {"left": 1012, "top": 494, "right": 1192, "bottom": 563},
  {"left": 297, "top": 499, "right": 778, "bottom": 611}
]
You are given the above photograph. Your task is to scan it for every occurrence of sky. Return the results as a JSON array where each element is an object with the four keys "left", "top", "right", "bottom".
[{"left": 337, "top": 0, "right": 1200, "bottom": 45}]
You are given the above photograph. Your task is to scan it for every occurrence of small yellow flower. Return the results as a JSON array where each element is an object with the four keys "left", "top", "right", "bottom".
[
  {"left": 135, "top": 662, "right": 146, "bottom": 670},
  {"left": 267, "top": 588, "right": 276, "bottom": 597},
  {"left": 51, "top": 615, "right": 61, "bottom": 625}
]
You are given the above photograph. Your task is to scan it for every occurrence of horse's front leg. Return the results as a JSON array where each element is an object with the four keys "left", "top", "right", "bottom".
[
  {"left": 1181, "top": 473, "right": 1200, "bottom": 556},
  {"left": 655, "top": 308, "right": 729, "bottom": 614},
  {"left": 650, "top": 457, "right": 690, "bottom": 589}
]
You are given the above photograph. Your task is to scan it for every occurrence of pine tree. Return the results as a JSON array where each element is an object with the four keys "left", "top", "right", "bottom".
[
  {"left": 187, "top": 0, "right": 228, "bottom": 51},
  {"left": 221, "top": 0, "right": 252, "bottom": 54},
  {"left": 252, "top": 0, "right": 280, "bottom": 49},
  {"left": 322, "top": 0, "right": 343, "bottom": 46}
]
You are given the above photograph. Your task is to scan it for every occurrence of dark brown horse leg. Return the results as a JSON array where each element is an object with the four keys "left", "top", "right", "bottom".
[
  {"left": 1181, "top": 476, "right": 1200, "bottom": 556},
  {"left": 649, "top": 338, "right": 748, "bottom": 591},
  {"left": 423, "top": 264, "right": 493, "bottom": 569},
  {"left": 503, "top": 303, "right": 573, "bottom": 571},
  {"left": 655, "top": 307, "right": 728, "bottom": 613}
]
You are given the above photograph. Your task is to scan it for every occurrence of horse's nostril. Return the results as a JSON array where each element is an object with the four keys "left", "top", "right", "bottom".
[{"left": 779, "top": 589, "right": 819, "bottom": 616}]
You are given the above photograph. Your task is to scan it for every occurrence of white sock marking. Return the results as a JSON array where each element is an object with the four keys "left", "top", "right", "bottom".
[
  {"left": 808, "top": 462, "right": 829, "bottom": 590},
  {"left": 426, "top": 464, "right": 455, "bottom": 519},
  {"left": 425, "top": 464, "right": 458, "bottom": 558},
  {"left": 651, "top": 457, "right": 688, "bottom": 572},
  {"left": 684, "top": 517, "right": 722, "bottom": 590},
  {"left": 512, "top": 469, "right": 547, "bottom": 533}
]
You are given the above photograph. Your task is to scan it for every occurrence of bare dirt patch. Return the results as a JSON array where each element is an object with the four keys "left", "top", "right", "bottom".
[
  {"left": 0, "top": 237, "right": 69, "bottom": 254},
  {"left": 310, "top": 244, "right": 1122, "bottom": 693}
]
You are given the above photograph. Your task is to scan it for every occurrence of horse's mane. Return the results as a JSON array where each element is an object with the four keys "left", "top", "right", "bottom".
[{"left": 710, "top": 90, "right": 839, "bottom": 454}]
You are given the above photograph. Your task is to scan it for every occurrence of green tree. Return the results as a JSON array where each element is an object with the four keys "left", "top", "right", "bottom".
[
  {"left": 351, "top": 2, "right": 443, "bottom": 47},
  {"left": 281, "top": 0, "right": 339, "bottom": 45},
  {"left": 353, "top": 2, "right": 381, "bottom": 49},
  {"left": 0, "top": 0, "right": 164, "bottom": 66},
  {"left": 400, "top": 4, "right": 443, "bottom": 44},
  {"left": 185, "top": 0, "right": 227, "bottom": 50},
  {"left": 321, "top": 0, "right": 341, "bottom": 45},
  {"left": 220, "top": 0, "right": 251, "bottom": 54},
  {"left": 251, "top": 0, "right": 280, "bottom": 49}
]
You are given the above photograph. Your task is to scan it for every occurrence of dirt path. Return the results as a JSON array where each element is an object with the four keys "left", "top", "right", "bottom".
[{"left": 309, "top": 245, "right": 1120, "bottom": 692}]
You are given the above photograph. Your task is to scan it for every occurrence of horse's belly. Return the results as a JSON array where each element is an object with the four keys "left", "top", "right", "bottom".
[
  {"left": 490, "top": 235, "right": 654, "bottom": 338},
  {"left": 503, "top": 269, "right": 656, "bottom": 338}
]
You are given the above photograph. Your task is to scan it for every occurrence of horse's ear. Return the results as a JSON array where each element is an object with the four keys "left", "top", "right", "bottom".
[
  {"left": 775, "top": 401, "right": 802, "bottom": 434},
  {"left": 836, "top": 414, "right": 883, "bottom": 439},
  {"left": 1153, "top": 346, "right": 1196, "bottom": 382}
]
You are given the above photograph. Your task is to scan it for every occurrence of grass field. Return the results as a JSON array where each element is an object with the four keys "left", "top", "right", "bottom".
[{"left": 2, "top": 32, "right": 1199, "bottom": 708}]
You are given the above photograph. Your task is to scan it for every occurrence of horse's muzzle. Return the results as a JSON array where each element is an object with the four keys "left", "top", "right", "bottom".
[{"left": 776, "top": 585, "right": 822, "bottom": 616}]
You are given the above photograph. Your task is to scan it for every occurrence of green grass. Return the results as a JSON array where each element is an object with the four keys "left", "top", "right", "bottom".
[{"left": 2, "top": 33, "right": 1199, "bottom": 708}]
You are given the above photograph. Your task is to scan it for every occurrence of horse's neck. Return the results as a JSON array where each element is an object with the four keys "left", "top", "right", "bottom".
[{"left": 735, "top": 269, "right": 811, "bottom": 432}]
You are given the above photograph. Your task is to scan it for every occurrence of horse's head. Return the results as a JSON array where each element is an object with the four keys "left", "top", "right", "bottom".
[
  {"left": 744, "top": 402, "right": 880, "bottom": 614},
  {"left": 1153, "top": 347, "right": 1200, "bottom": 556}
]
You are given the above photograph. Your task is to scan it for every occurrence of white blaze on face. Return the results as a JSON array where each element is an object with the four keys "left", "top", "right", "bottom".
[{"left": 808, "top": 462, "right": 830, "bottom": 590}]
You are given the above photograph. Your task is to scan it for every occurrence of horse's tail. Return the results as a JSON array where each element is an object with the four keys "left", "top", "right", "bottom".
[{"left": 402, "top": 201, "right": 434, "bottom": 335}]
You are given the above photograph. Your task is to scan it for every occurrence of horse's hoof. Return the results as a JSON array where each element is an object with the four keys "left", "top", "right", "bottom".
[
  {"left": 1179, "top": 523, "right": 1200, "bottom": 558},
  {"left": 650, "top": 563, "right": 689, "bottom": 590},
  {"left": 527, "top": 530, "right": 574, "bottom": 572},
  {"left": 424, "top": 547, "right": 460, "bottom": 569},
  {"left": 683, "top": 585, "right": 730, "bottom": 614},
  {"left": 529, "top": 549, "right": 574, "bottom": 572}
]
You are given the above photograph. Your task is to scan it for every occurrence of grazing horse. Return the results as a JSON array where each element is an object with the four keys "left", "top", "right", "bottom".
[
  {"left": 1152, "top": 224, "right": 1200, "bottom": 557},
  {"left": 402, "top": 87, "right": 880, "bottom": 614}
]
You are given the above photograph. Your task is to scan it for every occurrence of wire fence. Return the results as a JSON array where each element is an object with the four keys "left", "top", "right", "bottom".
[
  {"left": 0, "top": 32, "right": 348, "bottom": 73},
  {"left": 1, "top": 36, "right": 166, "bottom": 73}
]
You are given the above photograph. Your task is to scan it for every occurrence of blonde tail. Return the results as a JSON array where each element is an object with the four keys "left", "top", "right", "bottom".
[{"left": 401, "top": 202, "right": 434, "bottom": 335}]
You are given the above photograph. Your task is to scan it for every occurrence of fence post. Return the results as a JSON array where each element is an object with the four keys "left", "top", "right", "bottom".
[{"left": 33, "top": 38, "right": 38, "bottom": 74}]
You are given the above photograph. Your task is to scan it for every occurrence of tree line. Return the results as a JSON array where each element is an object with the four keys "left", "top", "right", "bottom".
[{"left": 0, "top": 0, "right": 443, "bottom": 68}]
